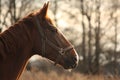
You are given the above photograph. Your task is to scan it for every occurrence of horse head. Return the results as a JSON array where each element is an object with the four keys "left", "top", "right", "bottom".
[{"left": 32, "top": 2, "right": 79, "bottom": 69}]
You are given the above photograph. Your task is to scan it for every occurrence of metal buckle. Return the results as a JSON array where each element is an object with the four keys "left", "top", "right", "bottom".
[{"left": 59, "top": 48, "right": 65, "bottom": 55}]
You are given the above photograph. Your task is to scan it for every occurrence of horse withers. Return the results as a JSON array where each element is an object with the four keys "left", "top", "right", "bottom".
[{"left": 0, "top": 2, "right": 79, "bottom": 80}]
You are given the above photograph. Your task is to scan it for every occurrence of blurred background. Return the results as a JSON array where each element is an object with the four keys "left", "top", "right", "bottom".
[{"left": 0, "top": 0, "right": 120, "bottom": 80}]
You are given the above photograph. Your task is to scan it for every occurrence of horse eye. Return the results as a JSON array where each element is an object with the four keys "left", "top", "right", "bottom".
[
  {"left": 50, "top": 26, "right": 58, "bottom": 33},
  {"left": 51, "top": 28, "right": 57, "bottom": 33}
]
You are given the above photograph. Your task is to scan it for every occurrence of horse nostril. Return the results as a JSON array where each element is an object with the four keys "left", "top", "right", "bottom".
[{"left": 72, "top": 56, "right": 77, "bottom": 62}]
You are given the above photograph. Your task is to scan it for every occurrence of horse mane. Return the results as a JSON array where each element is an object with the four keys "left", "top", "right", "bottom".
[{"left": 0, "top": 12, "right": 36, "bottom": 60}]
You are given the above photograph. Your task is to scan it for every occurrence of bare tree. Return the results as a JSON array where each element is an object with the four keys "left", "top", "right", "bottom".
[
  {"left": 112, "top": 0, "right": 118, "bottom": 64},
  {"left": 52, "top": 0, "right": 58, "bottom": 26},
  {"left": 79, "top": 0, "right": 94, "bottom": 73},
  {"left": 9, "top": 0, "right": 16, "bottom": 24},
  {"left": 85, "top": 1, "right": 93, "bottom": 73},
  {"left": 110, "top": 0, "right": 119, "bottom": 74},
  {"left": 114, "top": 17, "right": 118, "bottom": 62},
  {"left": 80, "top": 0, "right": 86, "bottom": 63},
  {"left": 103, "top": 0, "right": 119, "bottom": 75},
  {"left": 114, "top": 16, "right": 118, "bottom": 74},
  {"left": 1, "top": 0, "right": 34, "bottom": 28},
  {"left": 93, "top": 0, "right": 101, "bottom": 74},
  {"left": 0, "top": 0, "right": 1, "bottom": 32}
]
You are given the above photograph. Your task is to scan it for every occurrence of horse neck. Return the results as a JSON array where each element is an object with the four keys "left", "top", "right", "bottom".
[
  {"left": 1, "top": 19, "right": 34, "bottom": 58},
  {"left": 0, "top": 18, "right": 35, "bottom": 80}
]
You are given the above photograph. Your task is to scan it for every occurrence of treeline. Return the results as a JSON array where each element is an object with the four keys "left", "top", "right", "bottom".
[{"left": 0, "top": 0, "right": 120, "bottom": 75}]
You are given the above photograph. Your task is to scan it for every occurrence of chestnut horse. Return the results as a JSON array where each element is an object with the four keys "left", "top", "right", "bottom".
[{"left": 0, "top": 2, "right": 79, "bottom": 80}]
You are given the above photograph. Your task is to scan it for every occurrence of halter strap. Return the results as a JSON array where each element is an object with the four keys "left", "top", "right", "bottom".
[{"left": 34, "top": 16, "right": 46, "bottom": 56}]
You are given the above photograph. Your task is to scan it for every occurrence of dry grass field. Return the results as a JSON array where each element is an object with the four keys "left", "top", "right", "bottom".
[{"left": 20, "top": 70, "right": 120, "bottom": 80}]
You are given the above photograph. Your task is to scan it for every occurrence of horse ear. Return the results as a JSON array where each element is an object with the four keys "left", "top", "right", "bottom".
[{"left": 40, "top": 2, "right": 49, "bottom": 17}]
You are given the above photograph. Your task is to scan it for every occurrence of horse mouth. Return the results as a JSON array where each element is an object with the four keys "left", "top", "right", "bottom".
[
  {"left": 55, "top": 52, "right": 79, "bottom": 69},
  {"left": 55, "top": 58, "right": 78, "bottom": 69},
  {"left": 64, "top": 62, "right": 78, "bottom": 69},
  {"left": 63, "top": 55, "right": 79, "bottom": 69},
  {"left": 62, "top": 58, "right": 78, "bottom": 69}
]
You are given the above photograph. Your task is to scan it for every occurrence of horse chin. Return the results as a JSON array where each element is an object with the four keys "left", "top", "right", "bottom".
[
  {"left": 63, "top": 59, "right": 78, "bottom": 69},
  {"left": 63, "top": 64, "right": 76, "bottom": 69},
  {"left": 67, "top": 69, "right": 72, "bottom": 72},
  {"left": 60, "top": 62, "right": 77, "bottom": 70},
  {"left": 55, "top": 62, "right": 73, "bottom": 70},
  {"left": 63, "top": 66, "right": 73, "bottom": 70},
  {"left": 54, "top": 54, "right": 79, "bottom": 70},
  {"left": 64, "top": 69, "right": 72, "bottom": 72}
]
